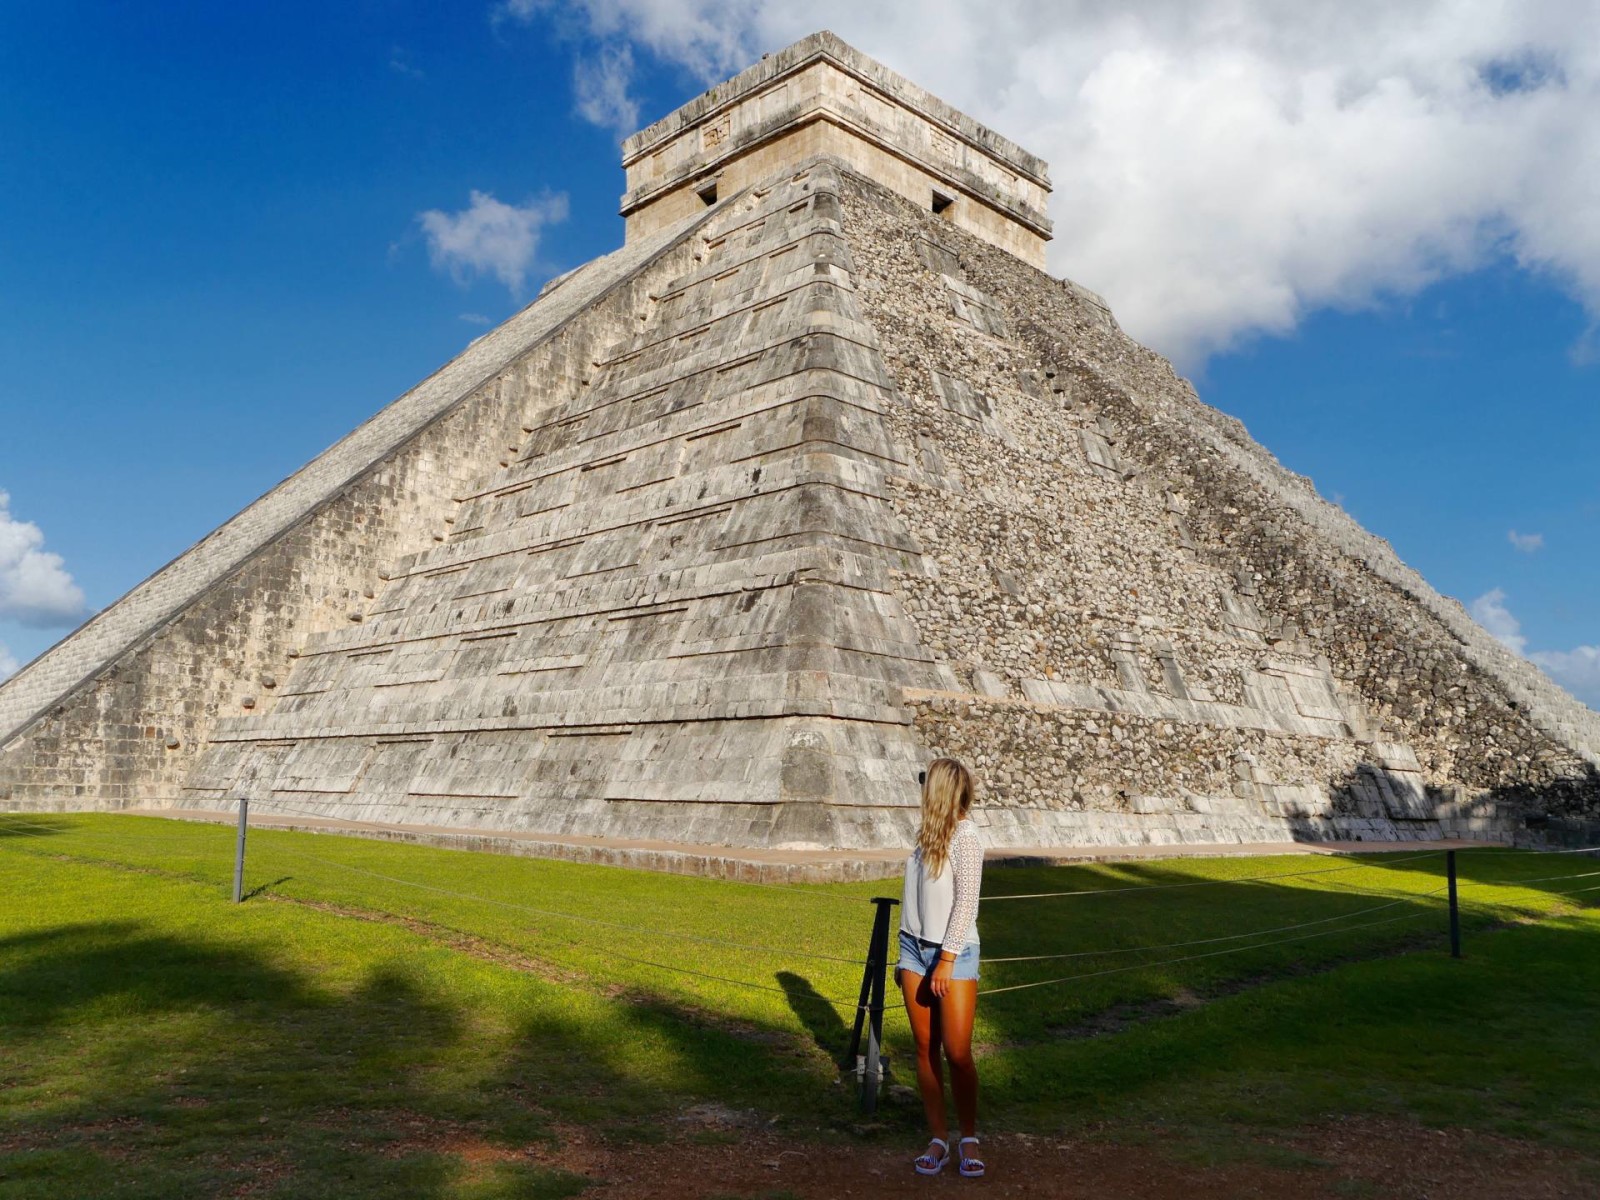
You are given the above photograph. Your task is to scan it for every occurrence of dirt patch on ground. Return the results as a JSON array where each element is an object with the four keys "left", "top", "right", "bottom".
[
  {"left": 518, "top": 1115, "right": 1597, "bottom": 1199},
  {"left": 360, "top": 1111, "right": 532, "bottom": 1166},
  {"left": 5, "top": 1111, "right": 1591, "bottom": 1197}
]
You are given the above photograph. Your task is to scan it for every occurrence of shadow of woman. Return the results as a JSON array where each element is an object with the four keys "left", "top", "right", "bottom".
[{"left": 775, "top": 970, "right": 852, "bottom": 1066}]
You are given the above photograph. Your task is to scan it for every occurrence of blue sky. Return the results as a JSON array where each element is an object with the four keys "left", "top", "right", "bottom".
[{"left": 0, "top": 2, "right": 1595, "bottom": 706}]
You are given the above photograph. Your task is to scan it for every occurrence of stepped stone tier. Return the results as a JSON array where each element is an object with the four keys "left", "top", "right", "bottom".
[{"left": 2, "top": 32, "right": 1598, "bottom": 852}]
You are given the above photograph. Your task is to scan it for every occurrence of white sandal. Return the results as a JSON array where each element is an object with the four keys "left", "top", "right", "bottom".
[
  {"left": 958, "top": 1136, "right": 985, "bottom": 1178},
  {"left": 914, "top": 1137, "right": 950, "bottom": 1175}
]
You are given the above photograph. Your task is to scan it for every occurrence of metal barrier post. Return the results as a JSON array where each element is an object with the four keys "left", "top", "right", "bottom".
[
  {"left": 233, "top": 798, "right": 249, "bottom": 904},
  {"left": 844, "top": 896, "right": 899, "bottom": 1113},
  {"left": 1447, "top": 849, "right": 1461, "bottom": 958}
]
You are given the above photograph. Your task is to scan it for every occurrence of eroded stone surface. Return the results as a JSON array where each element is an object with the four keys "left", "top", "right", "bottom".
[{"left": 834, "top": 164, "right": 1597, "bottom": 843}]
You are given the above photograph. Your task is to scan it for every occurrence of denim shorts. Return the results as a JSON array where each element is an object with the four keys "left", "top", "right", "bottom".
[{"left": 896, "top": 929, "right": 980, "bottom": 981}]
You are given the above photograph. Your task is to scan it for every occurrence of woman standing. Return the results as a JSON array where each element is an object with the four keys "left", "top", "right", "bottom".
[{"left": 898, "top": 756, "right": 985, "bottom": 1178}]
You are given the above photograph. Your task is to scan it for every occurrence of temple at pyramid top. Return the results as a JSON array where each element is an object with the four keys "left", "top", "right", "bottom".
[{"left": 620, "top": 31, "right": 1053, "bottom": 267}]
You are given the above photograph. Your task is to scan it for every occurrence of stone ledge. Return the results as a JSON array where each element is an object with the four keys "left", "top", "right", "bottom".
[{"left": 109, "top": 807, "right": 1486, "bottom": 884}]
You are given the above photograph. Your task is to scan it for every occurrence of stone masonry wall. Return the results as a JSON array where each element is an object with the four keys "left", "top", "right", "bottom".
[
  {"left": 180, "top": 167, "right": 948, "bottom": 851},
  {"left": 6, "top": 148, "right": 1592, "bottom": 848},
  {"left": 838, "top": 170, "right": 1599, "bottom": 828},
  {"left": 0, "top": 222, "right": 713, "bottom": 809},
  {"left": 913, "top": 694, "right": 1369, "bottom": 811}
]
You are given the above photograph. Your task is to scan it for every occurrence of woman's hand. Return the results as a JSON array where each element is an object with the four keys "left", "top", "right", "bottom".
[{"left": 929, "top": 955, "right": 955, "bottom": 998}]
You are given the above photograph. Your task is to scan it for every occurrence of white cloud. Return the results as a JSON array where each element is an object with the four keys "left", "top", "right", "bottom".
[
  {"left": 518, "top": 1, "right": 1600, "bottom": 367},
  {"left": 458, "top": 312, "right": 493, "bottom": 325},
  {"left": 0, "top": 642, "right": 17, "bottom": 681},
  {"left": 418, "top": 190, "right": 570, "bottom": 296},
  {"left": 0, "top": 490, "right": 86, "bottom": 628},
  {"left": 389, "top": 47, "right": 425, "bottom": 79},
  {"left": 1471, "top": 587, "right": 1600, "bottom": 709},
  {"left": 575, "top": 42, "right": 640, "bottom": 136},
  {"left": 1471, "top": 587, "right": 1527, "bottom": 654},
  {"left": 1508, "top": 529, "right": 1545, "bottom": 552}
]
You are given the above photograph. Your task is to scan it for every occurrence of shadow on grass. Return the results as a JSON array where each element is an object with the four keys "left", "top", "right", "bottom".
[
  {"left": 993, "top": 912, "right": 1600, "bottom": 1139},
  {"left": 0, "top": 920, "right": 591, "bottom": 1199},
  {"left": 484, "top": 983, "right": 840, "bottom": 1142},
  {"left": 243, "top": 875, "right": 293, "bottom": 901},
  {"left": 774, "top": 970, "right": 850, "bottom": 1066},
  {"left": 962, "top": 847, "right": 1600, "bottom": 1146},
  {"left": 7, "top": 843, "right": 1599, "bottom": 1198},
  {"left": 1362, "top": 843, "right": 1600, "bottom": 893},
  {"left": 0, "top": 816, "right": 71, "bottom": 839},
  {"left": 0, "top": 907, "right": 857, "bottom": 1199},
  {"left": 961, "top": 848, "right": 1592, "bottom": 1064}
]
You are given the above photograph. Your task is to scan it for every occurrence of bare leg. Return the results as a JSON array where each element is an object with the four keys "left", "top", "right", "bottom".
[
  {"left": 938, "top": 979, "right": 979, "bottom": 1141},
  {"left": 898, "top": 969, "right": 948, "bottom": 1158}
]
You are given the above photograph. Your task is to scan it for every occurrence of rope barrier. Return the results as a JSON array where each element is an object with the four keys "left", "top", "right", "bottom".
[
  {"left": 1472, "top": 866, "right": 1600, "bottom": 887},
  {"left": 0, "top": 811, "right": 882, "bottom": 1009},
  {"left": 234, "top": 798, "right": 1458, "bottom": 907},
  {"left": 981, "top": 889, "right": 1443, "bottom": 963},
  {"left": 705, "top": 877, "right": 879, "bottom": 904},
  {"left": 8, "top": 808, "right": 1594, "bottom": 1033},
  {"left": 11, "top": 805, "right": 1598, "bottom": 1128},
  {"left": 240, "top": 796, "right": 882, "bottom": 906},
  {"left": 0, "top": 811, "right": 882, "bottom": 1016},
  {"left": 243, "top": 796, "right": 1436, "bottom": 907},
  {"left": 977, "top": 903, "right": 1445, "bottom": 998},
  {"left": 243, "top": 839, "right": 1475, "bottom": 1019},
  {"left": 0, "top": 814, "right": 234, "bottom": 850},
  {"left": 258, "top": 839, "right": 870, "bottom": 967},
  {"left": 1547, "top": 881, "right": 1600, "bottom": 899},
  {"left": 254, "top": 840, "right": 877, "bottom": 1015},
  {"left": 28, "top": 800, "right": 1581, "bottom": 908},
  {"left": 1501, "top": 843, "right": 1600, "bottom": 855},
  {"left": 0, "top": 816, "right": 111, "bottom": 839},
  {"left": 980, "top": 850, "right": 1442, "bottom": 900}
]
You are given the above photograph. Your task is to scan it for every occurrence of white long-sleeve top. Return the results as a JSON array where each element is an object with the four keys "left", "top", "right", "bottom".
[{"left": 900, "top": 818, "right": 983, "bottom": 953}]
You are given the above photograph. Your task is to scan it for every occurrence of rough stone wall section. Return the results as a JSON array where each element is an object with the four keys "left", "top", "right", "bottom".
[
  {"left": 5, "top": 150, "right": 1593, "bottom": 847},
  {"left": 835, "top": 169, "right": 1598, "bottom": 828},
  {"left": 0, "top": 212, "right": 719, "bottom": 806},
  {"left": 909, "top": 693, "right": 1477, "bottom": 846},
  {"left": 183, "top": 165, "right": 949, "bottom": 849}
]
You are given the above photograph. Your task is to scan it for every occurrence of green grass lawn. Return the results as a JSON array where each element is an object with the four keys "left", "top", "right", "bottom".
[{"left": 1, "top": 812, "right": 1598, "bottom": 1198}]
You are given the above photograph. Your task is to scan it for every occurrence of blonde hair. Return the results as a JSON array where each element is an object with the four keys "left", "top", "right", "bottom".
[{"left": 916, "top": 757, "right": 976, "bottom": 879}]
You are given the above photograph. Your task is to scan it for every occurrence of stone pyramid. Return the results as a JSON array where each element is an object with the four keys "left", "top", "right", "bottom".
[{"left": 3, "top": 32, "right": 1597, "bottom": 851}]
